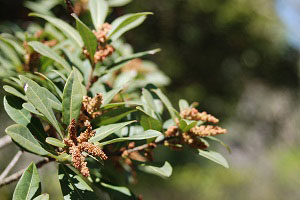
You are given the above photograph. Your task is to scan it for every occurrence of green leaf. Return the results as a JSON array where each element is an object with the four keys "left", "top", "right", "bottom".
[
  {"left": 62, "top": 69, "right": 85, "bottom": 125},
  {"left": 100, "top": 182, "right": 131, "bottom": 197},
  {"left": 88, "top": 0, "right": 108, "bottom": 29},
  {"left": 4, "top": 95, "right": 31, "bottom": 125},
  {"left": 139, "top": 161, "right": 172, "bottom": 178},
  {"left": 71, "top": 14, "right": 97, "bottom": 63},
  {"left": 22, "top": 102, "right": 43, "bottom": 117},
  {"left": 102, "top": 101, "right": 143, "bottom": 109},
  {"left": 89, "top": 121, "right": 136, "bottom": 142},
  {"left": 0, "top": 40, "right": 21, "bottom": 67},
  {"left": 46, "top": 137, "right": 66, "bottom": 148},
  {"left": 58, "top": 164, "right": 99, "bottom": 200},
  {"left": 0, "top": 33, "right": 25, "bottom": 55},
  {"left": 108, "top": 12, "right": 153, "bottom": 41},
  {"left": 92, "top": 107, "right": 137, "bottom": 126},
  {"left": 198, "top": 150, "right": 229, "bottom": 168},
  {"left": 98, "top": 129, "right": 162, "bottom": 146},
  {"left": 3, "top": 85, "right": 27, "bottom": 101},
  {"left": 28, "top": 41, "right": 71, "bottom": 72},
  {"left": 102, "top": 87, "right": 122, "bottom": 106},
  {"left": 179, "top": 99, "right": 189, "bottom": 112},
  {"left": 29, "top": 13, "right": 84, "bottom": 47},
  {"left": 6, "top": 124, "right": 49, "bottom": 155},
  {"left": 110, "top": 48, "right": 161, "bottom": 68},
  {"left": 152, "top": 89, "right": 176, "bottom": 121},
  {"left": 35, "top": 72, "right": 63, "bottom": 99},
  {"left": 33, "top": 194, "right": 49, "bottom": 200},
  {"left": 13, "top": 163, "right": 40, "bottom": 200},
  {"left": 108, "top": 0, "right": 132, "bottom": 7},
  {"left": 206, "top": 136, "right": 231, "bottom": 153},
  {"left": 179, "top": 119, "right": 197, "bottom": 132},
  {"left": 42, "top": 87, "right": 62, "bottom": 111},
  {"left": 142, "top": 88, "right": 157, "bottom": 112},
  {"left": 137, "top": 107, "right": 162, "bottom": 131},
  {"left": 4, "top": 96, "right": 46, "bottom": 142},
  {"left": 19, "top": 75, "right": 63, "bottom": 137}
]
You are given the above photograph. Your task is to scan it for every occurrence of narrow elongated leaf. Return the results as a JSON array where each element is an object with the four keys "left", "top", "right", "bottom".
[
  {"left": 4, "top": 96, "right": 46, "bottom": 142},
  {"left": 100, "top": 182, "right": 131, "bottom": 197},
  {"left": 6, "top": 124, "right": 49, "bottom": 155},
  {"left": 102, "top": 87, "right": 122, "bottom": 106},
  {"left": 93, "top": 107, "right": 137, "bottom": 126},
  {"left": 90, "top": 121, "right": 135, "bottom": 142},
  {"left": 152, "top": 89, "right": 176, "bottom": 121},
  {"left": 0, "top": 40, "right": 21, "bottom": 67},
  {"left": 111, "top": 48, "right": 160, "bottom": 67},
  {"left": 4, "top": 95, "right": 31, "bottom": 125},
  {"left": 28, "top": 41, "right": 71, "bottom": 72},
  {"left": 206, "top": 136, "right": 231, "bottom": 153},
  {"left": 98, "top": 130, "right": 162, "bottom": 146},
  {"left": 33, "top": 194, "right": 49, "bottom": 200},
  {"left": 0, "top": 33, "right": 25, "bottom": 55},
  {"left": 35, "top": 72, "right": 63, "bottom": 99},
  {"left": 29, "top": 13, "right": 84, "bottom": 47},
  {"left": 139, "top": 161, "right": 172, "bottom": 178},
  {"left": 19, "top": 76, "right": 63, "bottom": 137},
  {"left": 108, "top": 12, "right": 153, "bottom": 41},
  {"left": 62, "top": 69, "right": 85, "bottom": 125},
  {"left": 22, "top": 102, "right": 43, "bottom": 116},
  {"left": 71, "top": 14, "right": 97, "bottom": 63},
  {"left": 179, "top": 99, "right": 189, "bottom": 112},
  {"left": 41, "top": 87, "right": 62, "bottom": 111},
  {"left": 198, "top": 150, "right": 229, "bottom": 168},
  {"left": 3, "top": 85, "right": 27, "bottom": 101},
  {"left": 58, "top": 164, "right": 99, "bottom": 199},
  {"left": 89, "top": 0, "right": 108, "bottom": 29},
  {"left": 137, "top": 107, "right": 162, "bottom": 131},
  {"left": 13, "top": 163, "right": 40, "bottom": 200},
  {"left": 142, "top": 88, "right": 157, "bottom": 112},
  {"left": 108, "top": 0, "right": 132, "bottom": 7},
  {"left": 46, "top": 137, "right": 66, "bottom": 148},
  {"left": 102, "top": 101, "right": 143, "bottom": 109}
]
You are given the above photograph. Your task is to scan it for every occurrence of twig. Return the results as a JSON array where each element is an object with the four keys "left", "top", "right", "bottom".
[
  {"left": 0, "top": 158, "right": 52, "bottom": 187},
  {"left": 0, "top": 135, "right": 12, "bottom": 149},
  {"left": 64, "top": 0, "right": 74, "bottom": 14},
  {"left": 0, "top": 151, "right": 23, "bottom": 181},
  {"left": 86, "top": 67, "right": 95, "bottom": 91}
]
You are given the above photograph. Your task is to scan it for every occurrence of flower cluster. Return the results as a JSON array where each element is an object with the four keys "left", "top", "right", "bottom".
[
  {"left": 78, "top": 93, "right": 103, "bottom": 127},
  {"left": 164, "top": 108, "right": 227, "bottom": 150},
  {"left": 92, "top": 23, "right": 115, "bottom": 63},
  {"left": 64, "top": 119, "right": 107, "bottom": 176}
]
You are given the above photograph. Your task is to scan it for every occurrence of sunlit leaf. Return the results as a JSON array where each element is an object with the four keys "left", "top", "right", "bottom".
[
  {"left": 139, "top": 161, "right": 172, "bottom": 178},
  {"left": 89, "top": 0, "right": 108, "bottom": 29},
  {"left": 198, "top": 150, "right": 229, "bottom": 168}
]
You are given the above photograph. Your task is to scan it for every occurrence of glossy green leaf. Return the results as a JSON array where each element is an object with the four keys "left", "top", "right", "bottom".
[
  {"left": 110, "top": 48, "right": 161, "bottom": 67},
  {"left": 62, "top": 69, "right": 85, "bottom": 125},
  {"left": 19, "top": 75, "right": 63, "bottom": 137},
  {"left": 98, "top": 130, "right": 162, "bottom": 146},
  {"left": 6, "top": 124, "right": 49, "bottom": 155},
  {"left": 35, "top": 72, "right": 63, "bottom": 99},
  {"left": 142, "top": 88, "right": 157, "bottom": 112},
  {"left": 88, "top": 0, "right": 108, "bottom": 29},
  {"left": 179, "top": 119, "right": 197, "bottom": 132},
  {"left": 179, "top": 99, "right": 189, "bottom": 112},
  {"left": 137, "top": 107, "right": 162, "bottom": 131},
  {"left": 29, "top": 13, "right": 84, "bottom": 47},
  {"left": 58, "top": 164, "right": 99, "bottom": 200},
  {"left": 90, "top": 120, "right": 136, "bottom": 142},
  {"left": 33, "top": 194, "right": 49, "bottom": 200},
  {"left": 22, "top": 102, "right": 43, "bottom": 117},
  {"left": 13, "top": 163, "right": 40, "bottom": 200},
  {"left": 102, "top": 87, "right": 122, "bottom": 106},
  {"left": 108, "top": 12, "right": 153, "bottom": 41},
  {"left": 28, "top": 41, "right": 71, "bottom": 72},
  {"left": 102, "top": 101, "right": 143, "bottom": 109},
  {"left": 152, "top": 88, "right": 176, "bottom": 121},
  {"left": 139, "top": 161, "right": 172, "bottom": 178},
  {"left": 71, "top": 14, "right": 97, "bottom": 63},
  {"left": 206, "top": 136, "right": 231, "bottom": 153},
  {"left": 4, "top": 95, "right": 31, "bottom": 125},
  {"left": 100, "top": 182, "right": 131, "bottom": 197},
  {"left": 108, "top": 0, "right": 132, "bottom": 7},
  {"left": 3, "top": 85, "right": 27, "bottom": 101},
  {"left": 93, "top": 107, "right": 137, "bottom": 126},
  {"left": 46, "top": 137, "right": 66, "bottom": 148},
  {"left": 198, "top": 150, "right": 229, "bottom": 168}
]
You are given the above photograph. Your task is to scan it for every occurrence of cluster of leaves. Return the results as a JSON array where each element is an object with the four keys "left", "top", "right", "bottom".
[{"left": 0, "top": 0, "right": 229, "bottom": 199}]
